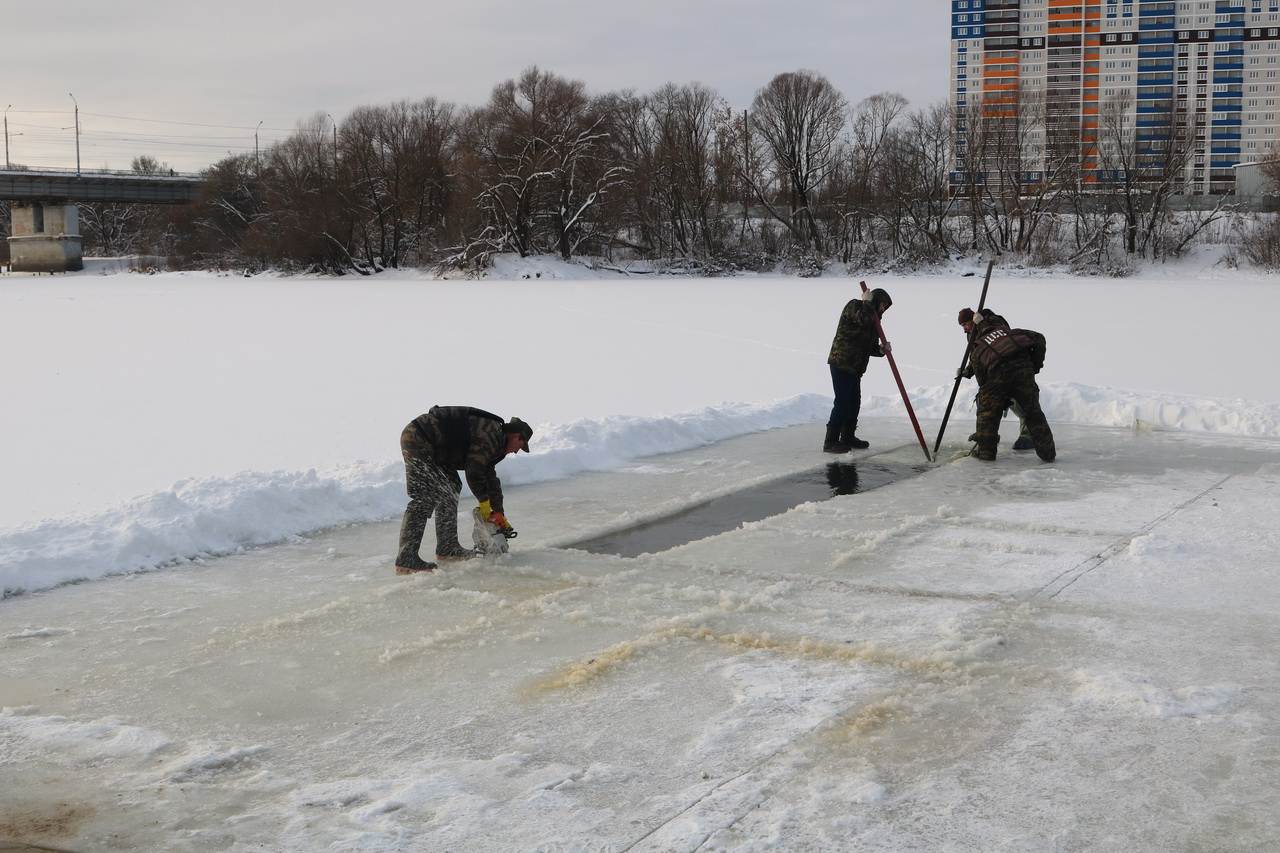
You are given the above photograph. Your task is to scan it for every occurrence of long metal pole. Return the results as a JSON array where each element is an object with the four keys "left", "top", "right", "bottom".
[
  {"left": 4, "top": 105, "right": 10, "bottom": 169},
  {"left": 860, "top": 281, "right": 931, "bottom": 462},
  {"left": 931, "top": 259, "right": 995, "bottom": 456},
  {"left": 68, "top": 93, "right": 80, "bottom": 176}
]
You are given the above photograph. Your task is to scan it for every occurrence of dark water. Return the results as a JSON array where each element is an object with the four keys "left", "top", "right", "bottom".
[{"left": 566, "top": 461, "right": 927, "bottom": 558}]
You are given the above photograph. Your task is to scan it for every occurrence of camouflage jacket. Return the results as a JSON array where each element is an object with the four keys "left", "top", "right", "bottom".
[
  {"left": 409, "top": 406, "right": 509, "bottom": 511},
  {"left": 827, "top": 298, "right": 884, "bottom": 376}
]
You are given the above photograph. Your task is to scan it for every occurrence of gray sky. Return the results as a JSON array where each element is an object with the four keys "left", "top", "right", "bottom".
[{"left": 6, "top": 0, "right": 948, "bottom": 172}]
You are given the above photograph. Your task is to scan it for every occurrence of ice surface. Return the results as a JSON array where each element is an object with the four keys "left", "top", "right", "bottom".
[{"left": 1, "top": 421, "right": 1277, "bottom": 851}]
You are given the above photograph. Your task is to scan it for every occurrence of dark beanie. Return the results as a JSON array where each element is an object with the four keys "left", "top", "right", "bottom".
[
  {"left": 958, "top": 308, "right": 975, "bottom": 326},
  {"left": 504, "top": 417, "right": 533, "bottom": 451}
]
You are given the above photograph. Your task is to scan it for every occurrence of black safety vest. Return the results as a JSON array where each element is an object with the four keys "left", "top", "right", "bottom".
[{"left": 969, "top": 320, "right": 1026, "bottom": 374}]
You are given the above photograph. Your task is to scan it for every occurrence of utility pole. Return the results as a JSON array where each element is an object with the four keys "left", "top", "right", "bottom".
[
  {"left": 255, "top": 120, "right": 263, "bottom": 169},
  {"left": 741, "top": 109, "right": 751, "bottom": 241},
  {"left": 4, "top": 104, "right": 10, "bottom": 170},
  {"left": 326, "top": 113, "right": 338, "bottom": 162},
  {"left": 68, "top": 93, "right": 80, "bottom": 176}
]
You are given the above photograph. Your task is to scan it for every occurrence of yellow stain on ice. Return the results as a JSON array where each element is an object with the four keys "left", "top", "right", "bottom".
[
  {"left": 527, "top": 638, "right": 651, "bottom": 692},
  {"left": 526, "top": 626, "right": 963, "bottom": 695},
  {"left": 829, "top": 696, "right": 912, "bottom": 740},
  {"left": 677, "top": 627, "right": 961, "bottom": 676}
]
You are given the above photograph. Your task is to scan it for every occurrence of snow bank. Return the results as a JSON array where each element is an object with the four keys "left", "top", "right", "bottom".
[
  {"left": 0, "top": 395, "right": 830, "bottom": 597},
  {"left": 865, "top": 382, "right": 1280, "bottom": 441},
  {"left": 4, "top": 382, "right": 1276, "bottom": 598}
]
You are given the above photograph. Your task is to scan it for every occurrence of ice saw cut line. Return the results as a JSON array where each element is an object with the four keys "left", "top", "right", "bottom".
[{"left": 1031, "top": 474, "right": 1233, "bottom": 600}]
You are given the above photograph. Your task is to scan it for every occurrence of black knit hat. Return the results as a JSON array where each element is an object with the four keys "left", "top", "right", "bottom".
[
  {"left": 958, "top": 307, "right": 975, "bottom": 326},
  {"left": 504, "top": 417, "right": 533, "bottom": 452},
  {"left": 868, "top": 288, "right": 892, "bottom": 310}
]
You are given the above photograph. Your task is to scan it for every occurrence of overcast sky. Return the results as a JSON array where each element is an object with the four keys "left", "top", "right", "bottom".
[{"left": 6, "top": 0, "right": 948, "bottom": 172}]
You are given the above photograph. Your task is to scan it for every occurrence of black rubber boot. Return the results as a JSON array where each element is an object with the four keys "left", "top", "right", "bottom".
[
  {"left": 435, "top": 544, "right": 478, "bottom": 562},
  {"left": 395, "top": 554, "right": 437, "bottom": 574},
  {"left": 823, "top": 424, "right": 850, "bottom": 454},
  {"left": 396, "top": 508, "right": 434, "bottom": 573},
  {"left": 1012, "top": 421, "right": 1034, "bottom": 451},
  {"left": 841, "top": 422, "right": 870, "bottom": 450}
]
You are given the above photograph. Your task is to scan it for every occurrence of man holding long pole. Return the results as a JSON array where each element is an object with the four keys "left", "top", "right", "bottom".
[
  {"left": 824, "top": 287, "right": 894, "bottom": 453},
  {"left": 859, "top": 281, "right": 932, "bottom": 463}
]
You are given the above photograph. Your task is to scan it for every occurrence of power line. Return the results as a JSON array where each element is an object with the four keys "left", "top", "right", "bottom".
[
  {"left": 82, "top": 112, "right": 298, "bottom": 132},
  {"left": 10, "top": 121, "right": 265, "bottom": 141}
]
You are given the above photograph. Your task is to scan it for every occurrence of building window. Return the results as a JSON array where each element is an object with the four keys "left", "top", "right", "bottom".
[{"left": 32, "top": 203, "right": 44, "bottom": 234}]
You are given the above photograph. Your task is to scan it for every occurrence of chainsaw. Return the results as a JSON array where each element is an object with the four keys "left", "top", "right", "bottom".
[{"left": 471, "top": 507, "right": 517, "bottom": 556}]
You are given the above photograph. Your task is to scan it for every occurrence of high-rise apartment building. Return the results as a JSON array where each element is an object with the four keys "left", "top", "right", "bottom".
[{"left": 950, "top": 0, "right": 1280, "bottom": 195}]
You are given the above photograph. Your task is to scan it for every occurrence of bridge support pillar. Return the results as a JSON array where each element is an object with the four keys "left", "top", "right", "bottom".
[{"left": 8, "top": 202, "right": 83, "bottom": 272}]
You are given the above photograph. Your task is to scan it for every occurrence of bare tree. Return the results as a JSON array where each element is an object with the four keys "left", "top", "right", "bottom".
[
  {"left": 459, "top": 67, "right": 624, "bottom": 262},
  {"left": 1096, "top": 92, "right": 1195, "bottom": 258},
  {"left": 80, "top": 155, "right": 173, "bottom": 257},
  {"left": 841, "top": 92, "right": 908, "bottom": 254},
  {"left": 878, "top": 103, "right": 957, "bottom": 260},
  {"left": 648, "top": 83, "right": 727, "bottom": 257},
  {"left": 747, "top": 70, "right": 848, "bottom": 254}
]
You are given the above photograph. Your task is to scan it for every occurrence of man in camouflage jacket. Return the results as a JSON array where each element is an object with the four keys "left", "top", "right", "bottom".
[
  {"left": 958, "top": 308, "right": 1055, "bottom": 462},
  {"left": 396, "top": 406, "right": 533, "bottom": 573},
  {"left": 825, "top": 287, "right": 892, "bottom": 452}
]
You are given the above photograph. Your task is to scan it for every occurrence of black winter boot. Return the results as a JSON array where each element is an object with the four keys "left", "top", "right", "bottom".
[
  {"left": 395, "top": 554, "right": 437, "bottom": 574},
  {"left": 396, "top": 506, "right": 435, "bottom": 573},
  {"left": 823, "top": 424, "right": 850, "bottom": 454},
  {"left": 840, "top": 422, "right": 870, "bottom": 450},
  {"left": 435, "top": 544, "right": 479, "bottom": 562}
]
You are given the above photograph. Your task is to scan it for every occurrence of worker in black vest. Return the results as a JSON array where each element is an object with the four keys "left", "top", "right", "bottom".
[
  {"left": 959, "top": 308, "right": 1055, "bottom": 462},
  {"left": 396, "top": 406, "right": 533, "bottom": 573}
]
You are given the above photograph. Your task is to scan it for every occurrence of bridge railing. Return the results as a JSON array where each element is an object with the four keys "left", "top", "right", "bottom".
[{"left": 0, "top": 166, "right": 203, "bottom": 180}]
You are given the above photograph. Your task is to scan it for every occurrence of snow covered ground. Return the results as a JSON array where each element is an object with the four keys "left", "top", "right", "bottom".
[{"left": 1, "top": 259, "right": 1279, "bottom": 850}]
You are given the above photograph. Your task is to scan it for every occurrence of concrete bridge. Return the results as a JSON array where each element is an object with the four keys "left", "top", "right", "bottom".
[{"left": 2, "top": 168, "right": 201, "bottom": 272}]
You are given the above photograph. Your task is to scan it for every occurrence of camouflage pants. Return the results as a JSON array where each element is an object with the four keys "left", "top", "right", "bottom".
[
  {"left": 974, "top": 367, "right": 1056, "bottom": 462},
  {"left": 398, "top": 425, "right": 464, "bottom": 560}
]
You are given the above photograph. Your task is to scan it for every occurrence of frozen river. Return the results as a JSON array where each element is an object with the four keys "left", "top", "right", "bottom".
[{"left": 2, "top": 420, "right": 1278, "bottom": 851}]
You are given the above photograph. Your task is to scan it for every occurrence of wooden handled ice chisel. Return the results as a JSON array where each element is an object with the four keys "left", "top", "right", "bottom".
[{"left": 860, "top": 281, "right": 931, "bottom": 462}]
